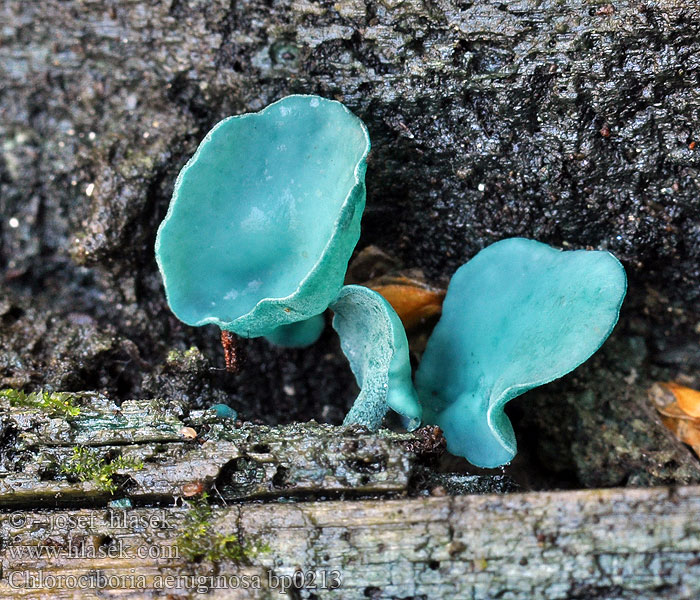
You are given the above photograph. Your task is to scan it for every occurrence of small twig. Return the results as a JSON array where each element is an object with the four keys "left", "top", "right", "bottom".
[{"left": 220, "top": 330, "right": 240, "bottom": 373}]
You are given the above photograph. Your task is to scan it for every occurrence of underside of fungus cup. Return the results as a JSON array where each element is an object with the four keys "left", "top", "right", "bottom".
[{"left": 331, "top": 285, "right": 422, "bottom": 431}]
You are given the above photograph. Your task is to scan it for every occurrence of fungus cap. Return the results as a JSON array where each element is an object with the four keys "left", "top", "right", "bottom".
[
  {"left": 155, "top": 95, "right": 371, "bottom": 338},
  {"left": 415, "top": 238, "right": 627, "bottom": 468}
]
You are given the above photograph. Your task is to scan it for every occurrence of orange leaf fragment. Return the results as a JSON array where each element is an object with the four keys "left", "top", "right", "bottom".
[
  {"left": 662, "top": 382, "right": 700, "bottom": 419},
  {"left": 182, "top": 481, "right": 205, "bottom": 497},
  {"left": 179, "top": 426, "right": 198, "bottom": 439},
  {"left": 652, "top": 382, "right": 700, "bottom": 457},
  {"left": 661, "top": 415, "right": 700, "bottom": 456},
  {"left": 650, "top": 382, "right": 700, "bottom": 420},
  {"left": 368, "top": 276, "right": 446, "bottom": 330},
  {"left": 649, "top": 382, "right": 693, "bottom": 420}
]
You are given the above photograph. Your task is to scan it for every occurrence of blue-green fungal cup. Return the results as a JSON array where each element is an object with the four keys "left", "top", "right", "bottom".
[
  {"left": 331, "top": 285, "right": 422, "bottom": 431},
  {"left": 415, "top": 238, "right": 627, "bottom": 468},
  {"left": 155, "top": 95, "right": 371, "bottom": 345},
  {"left": 154, "top": 93, "right": 628, "bottom": 467}
]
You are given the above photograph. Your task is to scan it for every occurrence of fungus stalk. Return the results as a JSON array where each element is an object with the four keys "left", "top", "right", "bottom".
[{"left": 263, "top": 313, "right": 326, "bottom": 348}]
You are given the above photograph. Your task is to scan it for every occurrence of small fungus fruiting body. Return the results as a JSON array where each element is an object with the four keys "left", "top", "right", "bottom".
[
  {"left": 210, "top": 403, "right": 238, "bottom": 419},
  {"left": 155, "top": 95, "right": 370, "bottom": 346},
  {"left": 415, "top": 238, "right": 627, "bottom": 468},
  {"left": 263, "top": 313, "right": 326, "bottom": 348},
  {"left": 331, "top": 285, "right": 422, "bottom": 431}
]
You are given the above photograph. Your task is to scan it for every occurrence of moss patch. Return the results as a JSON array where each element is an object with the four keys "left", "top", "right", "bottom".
[
  {"left": 60, "top": 446, "right": 144, "bottom": 494},
  {"left": 1, "top": 388, "right": 81, "bottom": 418},
  {"left": 177, "top": 493, "right": 269, "bottom": 563}
]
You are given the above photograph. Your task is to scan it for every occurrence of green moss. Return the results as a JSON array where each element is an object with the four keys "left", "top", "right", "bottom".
[
  {"left": 177, "top": 493, "right": 270, "bottom": 563},
  {"left": 184, "top": 346, "right": 201, "bottom": 359},
  {"left": 166, "top": 346, "right": 206, "bottom": 371},
  {"left": 1, "top": 388, "right": 81, "bottom": 418},
  {"left": 60, "top": 446, "right": 144, "bottom": 494}
]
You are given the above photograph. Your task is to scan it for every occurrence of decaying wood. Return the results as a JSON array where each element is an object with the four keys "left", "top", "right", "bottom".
[
  {"left": 0, "top": 393, "right": 699, "bottom": 598},
  {"left": 2, "top": 486, "right": 700, "bottom": 598},
  {"left": 0, "top": 394, "right": 426, "bottom": 507},
  {"left": 2, "top": 0, "right": 700, "bottom": 597}
]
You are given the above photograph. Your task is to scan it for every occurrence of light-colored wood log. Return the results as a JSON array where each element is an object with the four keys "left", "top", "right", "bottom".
[{"left": 1, "top": 486, "right": 700, "bottom": 598}]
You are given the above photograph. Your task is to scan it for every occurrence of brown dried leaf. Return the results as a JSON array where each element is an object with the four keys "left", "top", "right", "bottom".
[
  {"left": 346, "top": 245, "right": 401, "bottom": 283},
  {"left": 664, "top": 382, "right": 700, "bottom": 418},
  {"left": 649, "top": 382, "right": 697, "bottom": 420},
  {"left": 367, "top": 275, "right": 446, "bottom": 330},
  {"left": 673, "top": 419, "right": 700, "bottom": 456},
  {"left": 654, "top": 382, "right": 700, "bottom": 457}
]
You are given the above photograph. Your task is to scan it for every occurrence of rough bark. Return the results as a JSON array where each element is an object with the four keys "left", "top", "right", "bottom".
[
  {"left": 2, "top": 4, "right": 700, "bottom": 597},
  {"left": 0, "top": 394, "right": 695, "bottom": 598},
  {"left": 2, "top": 486, "right": 700, "bottom": 599},
  {"left": 0, "top": 391, "right": 696, "bottom": 598},
  {"left": 0, "top": 393, "right": 455, "bottom": 507}
]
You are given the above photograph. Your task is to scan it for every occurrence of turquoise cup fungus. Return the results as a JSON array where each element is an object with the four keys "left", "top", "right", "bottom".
[
  {"left": 153, "top": 94, "right": 628, "bottom": 465},
  {"left": 331, "top": 285, "right": 422, "bottom": 431},
  {"left": 415, "top": 238, "right": 627, "bottom": 468},
  {"left": 155, "top": 95, "right": 371, "bottom": 346}
]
